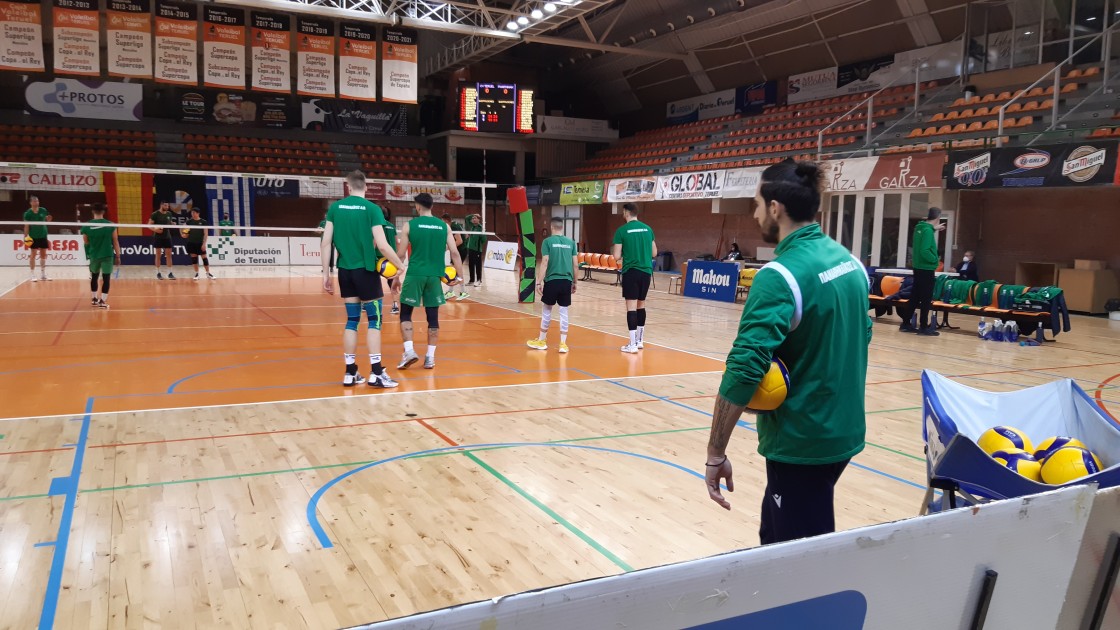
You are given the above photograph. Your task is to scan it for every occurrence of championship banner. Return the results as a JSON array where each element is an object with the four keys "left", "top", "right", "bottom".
[
  {"left": 339, "top": 22, "right": 376, "bottom": 101},
  {"left": 606, "top": 177, "right": 656, "bottom": 203},
  {"left": 381, "top": 27, "right": 417, "bottom": 104},
  {"left": 0, "top": 0, "right": 44, "bottom": 71},
  {"left": 558, "top": 180, "right": 604, "bottom": 205},
  {"left": 106, "top": 0, "right": 152, "bottom": 78},
  {"left": 155, "top": 0, "right": 197, "bottom": 86},
  {"left": 202, "top": 6, "right": 245, "bottom": 89},
  {"left": 655, "top": 170, "right": 723, "bottom": 200},
  {"left": 948, "top": 143, "right": 1118, "bottom": 189},
  {"left": 251, "top": 12, "right": 291, "bottom": 94},
  {"left": 296, "top": 17, "right": 333, "bottom": 97},
  {"left": 52, "top": 0, "right": 99, "bottom": 76},
  {"left": 381, "top": 182, "right": 464, "bottom": 205}
]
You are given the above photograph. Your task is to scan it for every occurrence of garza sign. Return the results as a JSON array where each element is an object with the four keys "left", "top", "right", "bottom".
[
  {"left": 0, "top": 234, "right": 86, "bottom": 266},
  {"left": 484, "top": 241, "right": 517, "bottom": 271},
  {"left": 0, "top": 168, "right": 102, "bottom": 191},
  {"left": 823, "top": 154, "right": 944, "bottom": 192},
  {"left": 656, "top": 170, "right": 723, "bottom": 200},
  {"left": 683, "top": 260, "right": 737, "bottom": 303},
  {"left": 25, "top": 79, "right": 143, "bottom": 121}
]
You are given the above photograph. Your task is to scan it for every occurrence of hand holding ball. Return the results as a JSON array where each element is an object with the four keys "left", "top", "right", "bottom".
[{"left": 377, "top": 259, "right": 400, "bottom": 279}]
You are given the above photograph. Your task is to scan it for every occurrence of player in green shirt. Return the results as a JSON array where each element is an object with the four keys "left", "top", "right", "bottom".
[
  {"left": 381, "top": 205, "right": 401, "bottom": 315},
  {"left": 527, "top": 217, "right": 578, "bottom": 353},
  {"left": 611, "top": 203, "right": 657, "bottom": 353},
  {"left": 22, "top": 195, "right": 52, "bottom": 282},
  {"left": 705, "top": 160, "right": 872, "bottom": 545},
  {"left": 148, "top": 202, "right": 176, "bottom": 280},
  {"left": 218, "top": 212, "right": 235, "bottom": 237},
  {"left": 322, "top": 170, "right": 406, "bottom": 388},
  {"left": 316, "top": 212, "right": 335, "bottom": 273},
  {"left": 79, "top": 203, "right": 120, "bottom": 309},
  {"left": 464, "top": 213, "right": 486, "bottom": 287},
  {"left": 397, "top": 193, "right": 464, "bottom": 370},
  {"left": 440, "top": 213, "right": 468, "bottom": 301},
  {"left": 185, "top": 208, "right": 214, "bottom": 280}
]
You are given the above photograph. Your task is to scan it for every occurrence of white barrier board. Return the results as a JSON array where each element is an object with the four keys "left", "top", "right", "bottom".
[
  {"left": 289, "top": 236, "right": 325, "bottom": 266},
  {"left": 203, "top": 236, "right": 290, "bottom": 266},
  {"left": 360, "top": 486, "right": 1094, "bottom": 630},
  {"left": 484, "top": 241, "right": 517, "bottom": 271},
  {"left": 0, "top": 235, "right": 87, "bottom": 266}
]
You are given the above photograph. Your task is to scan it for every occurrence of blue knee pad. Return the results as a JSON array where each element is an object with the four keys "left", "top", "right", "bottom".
[
  {"left": 364, "top": 299, "right": 382, "bottom": 331},
  {"left": 345, "top": 302, "right": 361, "bottom": 331}
]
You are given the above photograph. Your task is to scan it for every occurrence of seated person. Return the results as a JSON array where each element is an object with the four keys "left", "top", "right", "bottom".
[
  {"left": 953, "top": 251, "right": 979, "bottom": 281},
  {"left": 724, "top": 242, "right": 744, "bottom": 261}
]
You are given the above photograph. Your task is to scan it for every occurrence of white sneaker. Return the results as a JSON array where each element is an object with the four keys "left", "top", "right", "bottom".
[
  {"left": 343, "top": 371, "right": 367, "bottom": 387},
  {"left": 637, "top": 341, "right": 645, "bottom": 349},
  {"left": 193, "top": 273, "right": 200, "bottom": 281},
  {"left": 207, "top": 273, "right": 215, "bottom": 279},
  {"left": 31, "top": 276, "right": 38, "bottom": 282},
  {"left": 368, "top": 372, "right": 399, "bottom": 388},
  {"left": 620, "top": 344, "right": 640, "bottom": 354},
  {"left": 398, "top": 351, "right": 420, "bottom": 370},
  {"left": 40, "top": 275, "right": 49, "bottom": 281}
]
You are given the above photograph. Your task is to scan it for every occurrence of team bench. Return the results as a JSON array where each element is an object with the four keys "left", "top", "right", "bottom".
[
  {"left": 578, "top": 253, "right": 621, "bottom": 284},
  {"left": 869, "top": 275, "right": 1069, "bottom": 341}
]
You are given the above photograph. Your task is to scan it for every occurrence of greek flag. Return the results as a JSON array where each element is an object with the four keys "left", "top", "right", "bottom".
[{"left": 205, "top": 176, "right": 254, "bottom": 235}]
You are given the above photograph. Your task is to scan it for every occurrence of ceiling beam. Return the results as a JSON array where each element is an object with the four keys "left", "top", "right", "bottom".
[
  {"left": 577, "top": 15, "right": 597, "bottom": 42},
  {"left": 521, "top": 34, "right": 689, "bottom": 60}
]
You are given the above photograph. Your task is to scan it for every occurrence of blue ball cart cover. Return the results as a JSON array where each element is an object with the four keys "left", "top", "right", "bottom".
[{"left": 920, "top": 370, "right": 1120, "bottom": 513}]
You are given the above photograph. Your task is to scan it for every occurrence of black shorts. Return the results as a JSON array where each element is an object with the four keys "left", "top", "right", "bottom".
[
  {"left": 29, "top": 237, "right": 49, "bottom": 249},
  {"left": 338, "top": 267, "right": 384, "bottom": 301},
  {"left": 153, "top": 235, "right": 172, "bottom": 249},
  {"left": 186, "top": 242, "right": 205, "bottom": 256},
  {"left": 541, "top": 279, "right": 572, "bottom": 307},
  {"left": 621, "top": 269, "right": 651, "bottom": 301}
]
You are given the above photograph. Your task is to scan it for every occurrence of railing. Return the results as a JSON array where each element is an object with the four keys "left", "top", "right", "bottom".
[{"left": 997, "top": 21, "right": 1120, "bottom": 146}]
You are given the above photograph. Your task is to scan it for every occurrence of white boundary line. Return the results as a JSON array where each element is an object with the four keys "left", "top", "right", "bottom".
[
  {"left": 0, "top": 370, "right": 723, "bottom": 423},
  {"left": 0, "top": 316, "right": 535, "bottom": 336},
  {"left": 0, "top": 279, "right": 27, "bottom": 299}
]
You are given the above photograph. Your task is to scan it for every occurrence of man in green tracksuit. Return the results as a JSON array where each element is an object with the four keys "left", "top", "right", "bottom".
[
  {"left": 907, "top": 206, "right": 945, "bottom": 336},
  {"left": 705, "top": 160, "right": 872, "bottom": 546},
  {"left": 464, "top": 214, "right": 485, "bottom": 287}
]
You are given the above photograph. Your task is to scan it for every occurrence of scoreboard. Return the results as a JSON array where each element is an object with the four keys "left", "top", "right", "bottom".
[{"left": 459, "top": 82, "right": 534, "bottom": 133}]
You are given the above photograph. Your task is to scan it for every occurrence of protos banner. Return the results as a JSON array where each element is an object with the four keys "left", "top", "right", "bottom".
[
  {"left": 484, "top": 241, "right": 517, "bottom": 271},
  {"left": 25, "top": 79, "right": 143, "bottom": 121},
  {"left": 0, "top": 234, "right": 87, "bottom": 266}
]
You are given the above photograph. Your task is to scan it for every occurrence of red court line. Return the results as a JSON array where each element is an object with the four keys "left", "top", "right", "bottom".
[
  {"left": 417, "top": 419, "right": 459, "bottom": 447},
  {"left": 242, "top": 295, "right": 300, "bottom": 337},
  {"left": 50, "top": 299, "right": 82, "bottom": 346},
  {"left": 0, "top": 395, "right": 717, "bottom": 457},
  {"left": 1094, "top": 372, "right": 1120, "bottom": 425}
]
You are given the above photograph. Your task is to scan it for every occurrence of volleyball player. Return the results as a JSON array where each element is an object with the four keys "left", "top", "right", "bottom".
[
  {"left": 22, "top": 195, "right": 51, "bottom": 282},
  {"left": 382, "top": 205, "right": 401, "bottom": 315},
  {"left": 612, "top": 203, "right": 657, "bottom": 353},
  {"left": 218, "top": 212, "right": 235, "bottom": 236},
  {"left": 397, "top": 193, "right": 464, "bottom": 370},
  {"left": 79, "top": 203, "right": 119, "bottom": 308},
  {"left": 149, "top": 201, "right": 176, "bottom": 279},
  {"left": 185, "top": 208, "right": 214, "bottom": 280},
  {"left": 527, "top": 217, "right": 578, "bottom": 353},
  {"left": 322, "top": 171, "right": 406, "bottom": 387}
]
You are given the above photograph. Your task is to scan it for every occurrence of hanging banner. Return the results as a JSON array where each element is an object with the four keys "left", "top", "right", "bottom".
[
  {"left": 106, "top": 0, "right": 152, "bottom": 78},
  {"left": 381, "top": 182, "right": 464, "bottom": 205},
  {"left": 381, "top": 27, "right": 417, "bottom": 104},
  {"left": 735, "top": 81, "right": 778, "bottom": 115},
  {"left": 202, "top": 6, "right": 245, "bottom": 89},
  {"left": 298, "top": 176, "right": 343, "bottom": 199},
  {"left": 822, "top": 154, "right": 944, "bottom": 192},
  {"left": 787, "top": 67, "right": 838, "bottom": 105},
  {"left": 154, "top": 0, "right": 197, "bottom": 86},
  {"left": 52, "top": 0, "right": 99, "bottom": 76},
  {"left": 558, "top": 180, "right": 604, "bottom": 205},
  {"left": 0, "top": 0, "right": 44, "bottom": 71},
  {"left": 948, "top": 143, "right": 1118, "bottom": 189},
  {"left": 836, "top": 55, "right": 895, "bottom": 95},
  {"left": 655, "top": 170, "right": 724, "bottom": 200},
  {"left": 178, "top": 89, "right": 291, "bottom": 127},
  {"left": 296, "top": 17, "right": 333, "bottom": 97},
  {"left": 665, "top": 88, "right": 736, "bottom": 124},
  {"left": 25, "top": 78, "right": 142, "bottom": 121},
  {"left": 0, "top": 167, "right": 102, "bottom": 190},
  {"left": 251, "top": 11, "right": 291, "bottom": 94},
  {"left": 606, "top": 177, "right": 657, "bottom": 203},
  {"left": 301, "top": 98, "right": 409, "bottom": 135},
  {"left": 721, "top": 168, "right": 764, "bottom": 199},
  {"left": 339, "top": 22, "right": 376, "bottom": 101}
]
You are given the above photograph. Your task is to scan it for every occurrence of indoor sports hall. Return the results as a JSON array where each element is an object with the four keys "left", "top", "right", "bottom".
[{"left": 1, "top": 0, "right": 1120, "bottom": 628}]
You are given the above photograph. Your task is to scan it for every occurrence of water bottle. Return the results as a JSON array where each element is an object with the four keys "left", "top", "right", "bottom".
[
  {"left": 990, "top": 319, "right": 1004, "bottom": 342},
  {"left": 978, "top": 317, "right": 987, "bottom": 339},
  {"left": 1005, "top": 321, "right": 1019, "bottom": 342}
]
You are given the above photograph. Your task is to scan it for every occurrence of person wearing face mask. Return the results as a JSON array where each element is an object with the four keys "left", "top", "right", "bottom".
[
  {"left": 704, "top": 159, "right": 872, "bottom": 545},
  {"left": 953, "top": 250, "right": 978, "bottom": 282}
]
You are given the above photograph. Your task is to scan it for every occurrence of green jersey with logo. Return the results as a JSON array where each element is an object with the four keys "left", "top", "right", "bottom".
[
  {"left": 186, "top": 218, "right": 207, "bottom": 244},
  {"left": 24, "top": 208, "right": 49, "bottom": 239},
  {"left": 542, "top": 235, "right": 577, "bottom": 282},
  {"left": 383, "top": 222, "right": 398, "bottom": 252},
  {"left": 219, "top": 219, "right": 234, "bottom": 236},
  {"left": 407, "top": 215, "right": 449, "bottom": 277},
  {"left": 151, "top": 211, "right": 174, "bottom": 230},
  {"left": 80, "top": 218, "right": 116, "bottom": 259},
  {"left": 719, "top": 223, "right": 872, "bottom": 465},
  {"left": 465, "top": 219, "right": 485, "bottom": 252},
  {"left": 612, "top": 220, "right": 654, "bottom": 274},
  {"left": 327, "top": 196, "right": 387, "bottom": 271}
]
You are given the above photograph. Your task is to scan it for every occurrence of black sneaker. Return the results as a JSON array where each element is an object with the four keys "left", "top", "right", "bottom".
[
  {"left": 156, "top": 272, "right": 163, "bottom": 280},
  {"left": 97, "top": 300, "right": 109, "bottom": 310},
  {"left": 167, "top": 272, "right": 177, "bottom": 280},
  {"left": 899, "top": 325, "right": 917, "bottom": 333},
  {"left": 91, "top": 297, "right": 99, "bottom": 307},
  {"left": 917, "top": 326, "right": 940, "bottom": 337}
]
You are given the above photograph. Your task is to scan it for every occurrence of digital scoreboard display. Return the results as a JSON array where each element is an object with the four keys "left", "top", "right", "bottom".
[{"left": 459, "top": 82, "right": 534, "bottom": 133}]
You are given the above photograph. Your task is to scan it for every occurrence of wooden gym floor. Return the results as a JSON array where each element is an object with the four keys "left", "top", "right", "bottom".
[{"left": 0, "top": 265, "right": 1118, "bottom": 629}]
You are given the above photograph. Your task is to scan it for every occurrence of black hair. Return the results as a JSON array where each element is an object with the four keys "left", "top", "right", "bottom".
[
  {"left": 382, "top": 205, "right": 391, "bottom": 220},
  {"left": 91, "top": 203, "right": 106, "bottom": 215},
  {"left": 731, "top": 242, "right": 739, "bottom": 250},
  {"left": 550, "top": 217, "right": 564, "bottom": 226},
  {"left": 622, "top": 203, "right": 638, "bottom": 216},
  {"left": 759, "top": 160, "right": 824, "bottom": 222},
  {"left": 415, "top": 193, "right": 434, "bottom": 209},
  {"left": 927, "top": 206, "right": 942, "bottom": 220}
]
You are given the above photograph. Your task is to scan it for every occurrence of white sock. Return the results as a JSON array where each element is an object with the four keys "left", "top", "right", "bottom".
[
  {"left": 91, "top": 291, "right": 97, "bottom": 300},
  {"left": 561, "top": 333, "right": 567, "bottom": 343},
  {"left": 629, "top": 330, "right": 637, "bottom": 345},
  {"left": 369, "top": 353, "right": 381, "bottom": 365},
  {"left": 426, "top": 345, "right": 436, "bottom": 358},
  {"left": 344, "top": 353, "right": 356, "bottom": 365},
  {"left": 538, "top": 330, "right": 547, "bottom": 341},
  {"left": 404, "top": 341, "right": 415, "bottom": 354},
  {"left": 637, "top": 326, "right": 645, "bottom": 343}
]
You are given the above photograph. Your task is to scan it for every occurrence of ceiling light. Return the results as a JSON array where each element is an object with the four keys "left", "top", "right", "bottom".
[
  {"left": 531, "top": 8, "right": 544, "bottom": 19},
  {"left": 506, "top": 20, "right": 518, "bottom": 30},
  {"left": 1024, "top": 31, "right": 1033, "bottom": 35},
  {"left": 1087, "top": 16, "right": 1097, "bottom": 21},
  {"left": 544, "top": 2, "right": 557, "bottom": 12},
  {"left": 517, "top": 15, "right": 530, "bottom": 25}
]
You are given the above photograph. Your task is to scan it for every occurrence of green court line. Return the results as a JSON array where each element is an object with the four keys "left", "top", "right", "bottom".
[
  {"left": 0, "top": 406, "right": 928, "bottom": 502},
  {"left": 464, "top": 451, "right": 634, "bottom": 573}
]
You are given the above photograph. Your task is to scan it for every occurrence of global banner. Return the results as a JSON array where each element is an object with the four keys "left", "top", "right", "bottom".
[
  {"left": 106, "top": 0, "right": 152, "bottom": 79},
  {"left": 655, "top": 170, "right": 723, "bottom": 200},
  {"left": 52, "top": 0, "right": 99, "bottom": 76},
  {"left": 946, "top": 143, "right": 1118, "bottom": 189},
  {"left": 0, "top": 0, "right": 45, "bottom": 72}
]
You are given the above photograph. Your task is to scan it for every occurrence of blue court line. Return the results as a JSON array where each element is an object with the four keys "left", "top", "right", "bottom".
[
  {"left": 38, "top": 397, "right": 94, "bottom": 630},
  {"left": 306, "top": 442, "right": 709, "bottom": 549}
]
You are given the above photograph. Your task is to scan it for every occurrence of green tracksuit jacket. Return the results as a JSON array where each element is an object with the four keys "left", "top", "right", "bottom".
[
  {"left": 718, "top": 223, "right": 872, "bottom": 465},
  {"left": 911, "top": 221, "right": 939, "bottom": 271}
]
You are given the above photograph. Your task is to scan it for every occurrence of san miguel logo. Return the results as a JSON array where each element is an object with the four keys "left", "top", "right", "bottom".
[
  {"left": 1062, "top": 146, "right": 1107, "bottom": 183},
  {"left": 953, "top": 153, "right": 990, "bottom": 187},
  {"left": 878, "top": 156, "right": 928, "bottom": 189}
]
